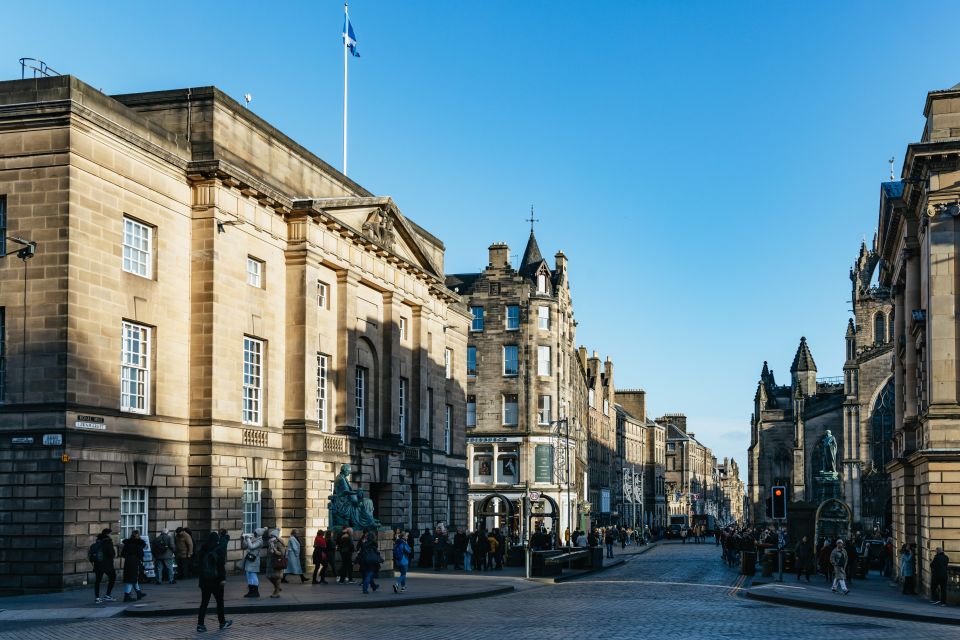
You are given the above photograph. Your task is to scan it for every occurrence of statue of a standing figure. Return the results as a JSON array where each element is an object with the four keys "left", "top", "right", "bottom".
[
  {"left": 819, "top": 430, "right": 838, "bottom": 474},
  {"left": 330, "top": 464, "right": 380, "bottom": 528}
]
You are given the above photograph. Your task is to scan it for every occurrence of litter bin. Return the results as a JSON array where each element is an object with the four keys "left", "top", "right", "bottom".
[
  {"left": 741, "top": 551, "right": 756, "bottom": 576},
  {"left": 761, "top": 549, "right": 777, "bottom": 577}
]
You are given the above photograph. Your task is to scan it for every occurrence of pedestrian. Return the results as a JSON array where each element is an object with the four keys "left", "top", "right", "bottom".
[
  {"left": 495, "top": 528, "right": 506, "bottom": 569},
  {"left": 312, "top": 529, "right": 330, "bottom": 584},
  {"left": 419, "top": 527, "right": 433, "bottom": 568},
  {"left": 240, "top": 527, "right": 265, "bottom": 598},
  {"left": 486, "top": 530, "right": 498, "bottom": 571},
  {"left": 604, "top": 529, "right": 615, "bottom": 559},
  {"left": 930, "top": 547, "right": 950, "bottom": 606},
  {"left": 119, "top": 529, "right": 147, "bottom": 602},
  {"left": 282, "top": 528, "right": 307, "bottom": 583},
  {"left": 267, "top": 528, "right": 286, "bottom": 598},
  {"left": 337, "top": 527, "right": 355, "bottom": 584},
  {"left": 152, "top": 528, "right": 176, "bottom": 584},
  {"left": 89, "top": 527, "right": 117, "bottom": 604},
  {"left": 476, "top": 528, "right": 489, "bottom": 570},
  {"left": 830, "top": 540, "right": 850, "bottom": 595},
  {"left": 794, "top": 535, "right": 814, "bottom": 582},
  {"left": 175, "top": 527, "right": 194, "bottom": 580},
  {"left": 359, "top": 530, "right": 382, "bottom": 594},
  {"left": 434, "top": 526, "right": 449, "bottom": 570},
  {"left": 900, "top": 544, "right": 916, "bottom": 595},
  {"left": 393, "top": 532, "right": 412, "bottom": 593},
  {"left": 681, "top": 526, "right": 688, "bottom": 545},
  {"left": 464, "top": 530, "right": 475, "bottom": 572},
  {"left": 453, "top": 527, "right": 467, "bottom": 570},
  {"left": 620, "top": 527, "right": 627, "bottom": 550},
  {"left": 196, "top": 531, "right": 232, "bottom": 633}
]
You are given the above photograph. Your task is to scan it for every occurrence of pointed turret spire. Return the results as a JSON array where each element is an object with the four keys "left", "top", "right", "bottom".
[
  {"left": 846, "top": 318, "right": 855, "bottom": 337},
  {"left": 519, "top": 226, "right": 547, "bottom": 277},
  {"left": 790, "top": 337, "right": 817, "bottom": 373},
  {"left": 791, "top": 337, "right": 818, "bottom": 397}
]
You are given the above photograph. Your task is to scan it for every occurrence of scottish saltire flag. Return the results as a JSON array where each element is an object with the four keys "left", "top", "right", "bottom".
[{"left": 343, "top": 17, "right": 359, "bottom": 57}]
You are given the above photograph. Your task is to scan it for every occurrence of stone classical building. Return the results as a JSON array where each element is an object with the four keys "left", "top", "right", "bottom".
[
  {"left": 717, "top": 458, "right": 745, "bottom": 525},
  {"left": 614, "top": 401, "right": 644, "bottom": 528},
  {"left": 747, "top": 241, "right": 894, "bottom": 530},
  {"left": 615, "top": 389, "right": 666, "bottom": 528},
  {"left": 0, "top": 75, "right": 469, "bottom": 592},
  {"left": 446, "top": 231, "right": 584, "bottom": 539},
  {"left": 876, "top": 80, "right": 960, "bottom": 596},
  {"left": 661, "top": 414, "right": 714, "bottom": 521}
]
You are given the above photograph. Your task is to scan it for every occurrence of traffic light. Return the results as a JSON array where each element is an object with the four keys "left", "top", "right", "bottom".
[{"left": 771, "top": 485, "right": 787, "bottom": 520}]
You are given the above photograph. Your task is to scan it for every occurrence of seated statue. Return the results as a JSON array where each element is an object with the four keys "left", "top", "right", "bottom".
[{"left": 330, "top": 464, "right": 380, "bottom": 529}]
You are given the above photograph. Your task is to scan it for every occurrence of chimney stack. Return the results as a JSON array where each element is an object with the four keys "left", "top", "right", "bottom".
[{"left": 488, "top": 242, "right": 510, "bottom": 268}]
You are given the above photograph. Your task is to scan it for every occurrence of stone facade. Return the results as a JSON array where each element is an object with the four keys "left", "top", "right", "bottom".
[
  {"left": 447, "top": 232, "right": 584, "bottom": 539},
  {"left": 747, "top": 241, "right": 893, "bottom": 529},
  {"left": 0, "top": 75, "right": 469, "bottom": 593},
  {"left": 661, "top": 414, "right": 716, "bottom": 521},
  {"left": 615, "top": 389, "right": 667, "bottom": 528},
  {"left": 584, "top": 350, "right": 616, "bottom": 526},
  {"left": 876, "top": 80, "right": 960, "bottom": 597},
  {"left": 717, "top": 458, "right": 745, "bottom": 525}
]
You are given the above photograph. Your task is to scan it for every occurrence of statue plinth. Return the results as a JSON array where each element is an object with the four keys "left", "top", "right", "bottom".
[{"left": 815, "top": 471, "right": 841, "bottom": 503}]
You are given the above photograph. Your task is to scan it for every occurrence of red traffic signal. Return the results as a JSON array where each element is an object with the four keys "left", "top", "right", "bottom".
[{"left": 771, "top": 485, "right": 787, "bottom": 520}]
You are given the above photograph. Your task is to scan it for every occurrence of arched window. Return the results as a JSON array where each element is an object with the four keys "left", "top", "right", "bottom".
[
  {"left": 874, "top": 312, "right": 886, "bottom": 345},
  {"left": 871, "top": 380, "right": 894, "bottom": 469}
]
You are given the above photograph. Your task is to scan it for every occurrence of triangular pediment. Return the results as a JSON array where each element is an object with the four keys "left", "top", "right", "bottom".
[{"left": 301, "top": 197, "right": 441, "bottom": 277}]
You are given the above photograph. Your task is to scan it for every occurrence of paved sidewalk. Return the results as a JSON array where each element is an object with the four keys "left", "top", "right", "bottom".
[{"left": 747, "top": 574, "right": 960, "bottom": 626}]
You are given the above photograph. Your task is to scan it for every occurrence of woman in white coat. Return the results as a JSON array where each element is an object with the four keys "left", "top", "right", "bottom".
[
  {"left": 241, "top": 527, "right": 266, "bottom": 598},
  {"left": 282, "top": 529, "right": 307, "bottom": 583}
]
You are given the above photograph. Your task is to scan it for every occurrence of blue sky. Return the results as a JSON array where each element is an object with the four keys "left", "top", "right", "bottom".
[{"left": 4, "top": 1, "right": 958, "bottom": 463}]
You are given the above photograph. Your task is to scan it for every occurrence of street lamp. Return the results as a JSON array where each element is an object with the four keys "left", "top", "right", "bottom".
[
  {"left": 552, "top": 418, "right": 573, "bottom": 542},
  {"left": 3, "top": 235, "right": 37, "bottom": 427}
]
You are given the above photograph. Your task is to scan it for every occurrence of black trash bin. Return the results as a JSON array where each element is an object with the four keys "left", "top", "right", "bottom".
[{"left": 741, "top": 551, "right": 756, "bottom": 576}]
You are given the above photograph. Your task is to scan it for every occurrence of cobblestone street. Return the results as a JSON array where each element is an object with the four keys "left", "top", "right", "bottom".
[{"left": 1, "top": 543, "right": 951, "bottom": 640}]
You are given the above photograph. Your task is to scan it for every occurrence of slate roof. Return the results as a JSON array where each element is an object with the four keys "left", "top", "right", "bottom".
[
  {"left": 881, "top": 181, "right": 904, "bottom": 199},
  {"left": 518, "top": 231, "right": 547, "bottom": 278},
  {"left": 445, "top": 273, "right": 481, "bottom": 295}
]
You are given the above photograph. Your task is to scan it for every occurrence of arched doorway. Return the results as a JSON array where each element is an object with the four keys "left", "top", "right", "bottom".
[
  {"left": 474, "top": 493, "right": 516, "bottom": 534},
  {"left": 815, "top": 498, "right": 852, "bottom": 543}
]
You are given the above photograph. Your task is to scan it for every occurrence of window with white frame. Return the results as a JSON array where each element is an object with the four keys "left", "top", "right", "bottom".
[
  {"left": 121, "top": 321, "right": 151, "bottom": 414},
  {"left": 247, "top": 257, "right": 263, "bottom": 288},
  {"left": 503, "top": 394, "right": 519, "bottom": 426},
  {"left": 473, "top": 445, "right": 493, "bottom": 483},
  {"left": 467, "top": 346, "right": 477, "bottom": 376},
  {"left": 506, "top": 305, "right": 520, "bottom": 331},
  {"left": 537, "top": 345, "right": 551, "bottom": 376},
  {"left": 538, "top": 395, "right": 552, "bottom": 425},
  {"left": 399, "top": 317, "right": 407, "bottom": 340},
  {"left": 444, "top": 404, "right": 452, "bottom": 454},
  {"left": 537, "top": 306, "right": 550, "bottom": 330},
  {"left": 242, "top": 478, "right": 262, "bottom": 534},
  {"left": 122, "top": 217, "right": 152, "bottom": 278},
  {"left": 466, "top": 395, "right": 477, "bottom": 427},
  {"left": 243, "top": 337, "right": 263, "bottom": 425},
  {"left": 317, "top": 353, "right": 329, "bottom": 431},
  {"left": 603, "top": 397, "right": 609, "bottom": 416},
  {"left": 444, "top": 348, "right": 453, "bottom": 379},
  {"left": 399, "top": 377, "right": 408, "bottom": 441},
  {"left": 120, "top": 487, "right": 148, "bottom": 540},
  {"left": 355, "top": 366, "right": 367, "bottom": 435},
  {"left": 503, "top": 345, "right": 519, "bottom": 376},
  {"left": 317, "top": 281, "right": 329, "bottom": 309},
  {"left": 589, "top": 388, "right": 596, "bottom": 408},
  {"left": 498, "top": 445, "right": 519, "bottom": 484},
  {"left": 470, "top": 307, "right": 484, "bottom": 332},
  {"left": 537, "top": 273, "right": 547, "bottom": 293}
]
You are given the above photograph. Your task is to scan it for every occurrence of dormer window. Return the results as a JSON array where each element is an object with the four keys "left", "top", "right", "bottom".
[{"left": 537, "top": 273, "right": 548, "bottom": 293}]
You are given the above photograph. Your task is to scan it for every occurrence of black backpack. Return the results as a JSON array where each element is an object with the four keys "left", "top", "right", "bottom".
[
  {"left": 200, "top": 550, "right": 219, "bottom": 580},
  {"left": 88, "top": 540, "right": 105, "bottom": 564},
  {"left": 153, "top": 534, "right": 169, "bottom": 555}
]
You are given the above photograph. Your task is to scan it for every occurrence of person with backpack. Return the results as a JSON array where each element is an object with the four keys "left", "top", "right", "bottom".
[
  {"left": 196, "top": 530, "right": 232, "bottom": 633},
  {"left": 486, "top": 530, "right": 498, "bottom": 571},
  {"left": 392, "top": 531, "right": 412, "bottom": 593},
  {"left": 241, "top": 527, "right": 265, "bottom": 598},
  {"left": 175, "top": 527, "right": 194, "bottom": 580},
  {"left": 358, "top": 530, "right": 382, "bottom": 594},
  {"left": 311, "top": 529, "right": 329, "bottom": 584},
  {"left": 119, "top": 530, "right": 147, "bottom": 602},
  {"left": 267, "top": 529, "right": 286, "bottom": 598},
  {"left": 90, "top": 527, "right": 117, "bottom": 604},
  {"left": 152, "top": 528, "right": 176, "bottom": 585}
]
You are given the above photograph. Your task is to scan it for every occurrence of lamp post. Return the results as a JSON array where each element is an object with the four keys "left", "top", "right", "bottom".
[
  {"left": 3, "top": 235, "right": 37, "bottom": 428},
  {"left": 552, "top": 418, "right": 573, "bottom": 542}
]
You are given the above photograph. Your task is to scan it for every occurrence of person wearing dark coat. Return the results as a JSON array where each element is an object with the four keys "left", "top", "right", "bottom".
[
  {"left": 196, "top": 531, "right": 232, "bottom": 633},
  {"left": 453, "top": 528, "right": 467, "bottom": 570},
  {"left": 475, "top": 529, "right": 490, "bottom": 571},
  {"left": 336, "top": 528, "right": 355, "bottom": 584},
  {"left": 931, "top": 547, "right": 950, "bottom": 605},
  {"left": 794, "top": 535, "right": 815, "bottom": 582},
  {"left": 419, "top": 528, "right": 434, "bottom": 568},
  {"left": 92, "top": 528, "right": 117, "bottom": 603},
  {"left": 119, "top": 530, "right": 147, "bottom": 602}
]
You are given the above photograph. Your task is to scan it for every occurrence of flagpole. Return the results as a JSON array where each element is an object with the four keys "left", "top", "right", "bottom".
[{"left": 343, "top": 1, "right": 349, "bottom": 176}]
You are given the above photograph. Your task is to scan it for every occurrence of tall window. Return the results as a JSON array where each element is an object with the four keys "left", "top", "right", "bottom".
[
  {"left": 589, "top": 388, "right": 596, "bottom": 408},
  {"left": 466, "top": 395, "right": 477, "bottom": 427},
  {"left": 121, "top": 322, "right": 151, "bottom": 414},
  {"left": 874, "top": 312, "right": 886, "bottom": 345},
  {"left": 242, "top": 479, "right": 262, "bottom": 534},
  {"left": 537, "top": 306, "right": 550, "bottom": 330},
  {"left": 0, "top": 196, "right": 6, "bottom": 258},
  {"left": 444, "top": 348, "right": 453, "bottom": 379},
  {"left": 0, "top": 308, "right": 6, "bottom": 403},
  {"left": 399, "top": 317, "right": 407, "bottom": 340},
  {"left": 503, "top": 394, "right": 519, "bottom": 426},
  {"left": 467, "top": 346, "right": 477, "bottom": 376},
  {"left": 317, "top": 353, "right": 328, "bottom": 431},
  {"left": 503, "top": 345, "right": 519, "bottom": 376},
  {"left": 603, "top": 398, "right": 610, "bottom": 416},
  {"left": 122, "top": 217, "right": 152, "bottom": 278},
  {"left": 444, "top": 404, "right": 452, "bottom": 454},
  {"left": 355, "top": 366, "right": 367, "bottom": 435},
  {"left": 243, "top": 337, "right": 263, "bottom": 425},
  {"left": 538, "top": 395, "right": 552, "bottom": 425},
  {"left": 537, "top": 273, "right": 547, "bottom": 293},
  {"left": 317, "top": 281, "right": 329, "bottom": 309},
  {"left": 399, "top": 377, "right": 408, "bottom": 441},
  {"left": 247, "top": 257, "right": 263, "bottom": 288},
  {"left": 537, "top": 346, "right": 551, "bottom": 376},
  {"left": 871, "top": 380, "right": 895, "bottom": 469},
  {"left": 120, "top": 487, "right": 148, "bottom": 540},
  {"left": 470, "top": 307, "right": 484, "bottom": 332},
  {"left": 498, "top": 445, "right": 519, "bottom": 484},
  {"left": 506, "top": 305, "right": 520, "bottom": 331}
]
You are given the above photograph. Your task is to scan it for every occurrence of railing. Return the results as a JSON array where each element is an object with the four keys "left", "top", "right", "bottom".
[
  {"left": 19, "top": 58, "right": 60, "bottom": 79},
  {"left": 816, "top": 376, "right": 843, "bottom": 385}
]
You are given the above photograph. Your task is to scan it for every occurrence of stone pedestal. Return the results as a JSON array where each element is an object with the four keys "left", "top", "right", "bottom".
[{"left": 815, "top": 472, "right": 841, "bottom": 504}]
